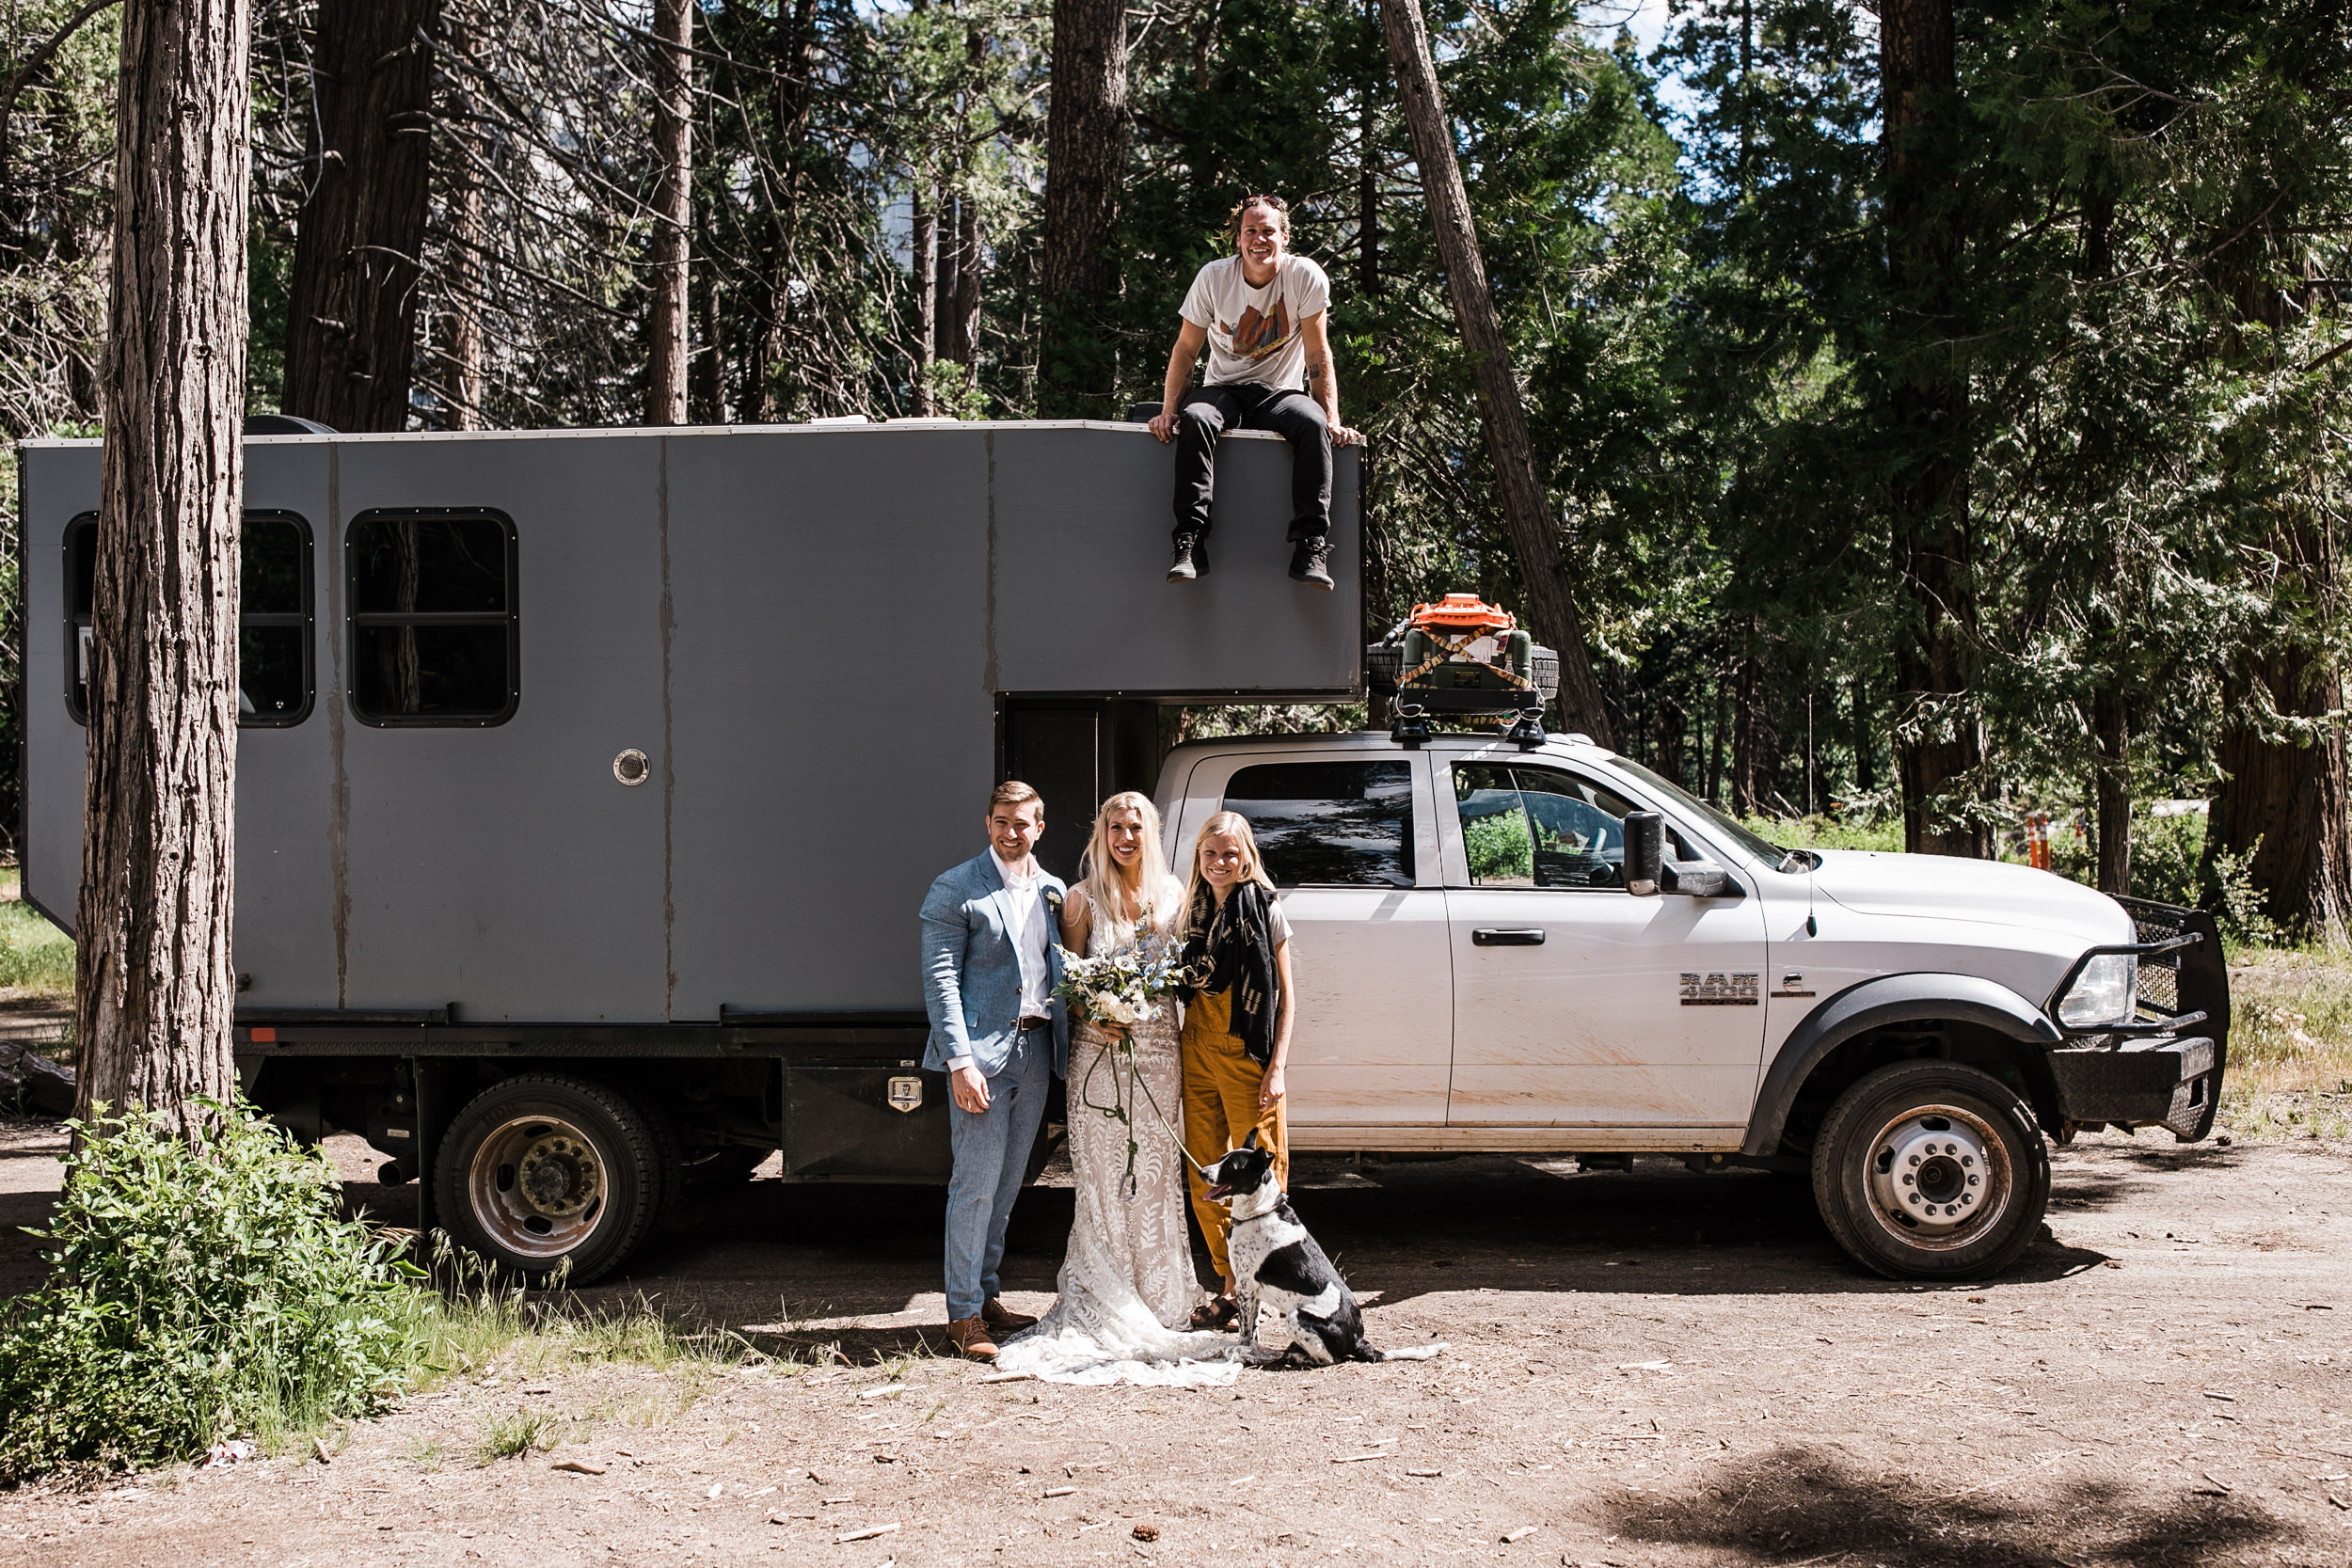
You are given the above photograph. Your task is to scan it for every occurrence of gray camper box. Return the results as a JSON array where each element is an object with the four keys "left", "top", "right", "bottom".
[{"left": 18, "top": 420, "right": 1359, "bottom": 1278}]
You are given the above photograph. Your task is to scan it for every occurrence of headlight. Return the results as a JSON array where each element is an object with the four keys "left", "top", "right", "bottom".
[{"left": 2058, "top": 953, "right": 2138, "bottom": 1027}]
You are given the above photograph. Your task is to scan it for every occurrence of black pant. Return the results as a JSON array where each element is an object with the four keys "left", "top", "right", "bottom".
[{"left": 1171, "top": 383, "right": 1332, "bottom": 545}]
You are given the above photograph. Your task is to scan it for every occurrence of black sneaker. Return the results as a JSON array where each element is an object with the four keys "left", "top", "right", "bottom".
[
  {"left": 1168, "top": 534, "right": 1208, "bottom": 583},
  {"left": 1288, "top": 538, "right": 1334, "bottom": 590}
]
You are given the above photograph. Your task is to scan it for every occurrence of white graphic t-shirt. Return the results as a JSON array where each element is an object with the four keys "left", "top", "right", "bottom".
[{"left": 1180, "top": 254, "right": 1332, "bottom": 391}]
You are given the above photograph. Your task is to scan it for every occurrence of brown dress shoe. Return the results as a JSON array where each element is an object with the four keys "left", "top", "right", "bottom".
[
  {"left": 981, "top": 1297, "right": 1038, "bottom": 1332},
  {"left": 945, "top": 1315, "right": 999, "bottom": 1361}
]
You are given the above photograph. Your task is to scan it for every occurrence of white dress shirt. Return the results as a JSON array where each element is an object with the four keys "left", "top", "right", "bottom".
[{"left": 944, "top": 849, "right": 1053, "bottom": 1075}]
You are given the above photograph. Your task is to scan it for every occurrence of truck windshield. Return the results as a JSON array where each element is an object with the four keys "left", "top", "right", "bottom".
[{"left": 1603, "top": 756, "right": 1801, "bottom": 872}]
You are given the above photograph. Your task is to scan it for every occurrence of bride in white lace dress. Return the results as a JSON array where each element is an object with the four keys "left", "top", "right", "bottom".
[{"left": 995, "top": 793, "right": 1238, "bottom": 1386}]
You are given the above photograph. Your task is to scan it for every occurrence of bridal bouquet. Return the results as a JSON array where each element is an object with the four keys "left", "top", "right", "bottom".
[
  {"left": 1054, "top": 943, "right": 1197, "bottom": 1033},
  {"left": 1054, "top": 941, "right": 1201, "bottom": 1199}
]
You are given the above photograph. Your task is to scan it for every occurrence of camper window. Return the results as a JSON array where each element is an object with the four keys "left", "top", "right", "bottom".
[
  {"left": 346, "top": 511, "right": 518, "bottom": 726},
  {"left": 1220, "top": 761, "right": 1417, "bottom": 887},
  {"left": 64, "top": 511, "right": 314, "bottom": 726}
]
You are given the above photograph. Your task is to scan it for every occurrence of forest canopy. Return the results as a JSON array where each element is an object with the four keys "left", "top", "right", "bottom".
[{"left": 4, "top": 0, "right": 2349, "bottom": 936}]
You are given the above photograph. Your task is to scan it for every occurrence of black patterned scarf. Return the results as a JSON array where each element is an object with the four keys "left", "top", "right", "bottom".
[{"left": 1182, "top": 880, "right": 1280, "bottom": 1066}]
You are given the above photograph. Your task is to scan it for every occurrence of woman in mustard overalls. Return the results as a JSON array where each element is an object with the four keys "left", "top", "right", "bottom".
[{"left": 1177, "top": 811, "right": 1295, "bottom": 1330}]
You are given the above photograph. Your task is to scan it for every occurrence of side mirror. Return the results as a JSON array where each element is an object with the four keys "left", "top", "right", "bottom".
[
  {"left": 1664, "top": 861, "right": 1738, "bottom": 899},
  {"left": 1624, "top": 812, "right": 1662, "bottom": 896}
]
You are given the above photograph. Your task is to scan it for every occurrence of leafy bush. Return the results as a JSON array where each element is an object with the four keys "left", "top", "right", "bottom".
[
  {"left": 1463, "top": 808, "right": 1532, "bottom": 882},
  {"left": 0, "top": 1098, "right": 422, "bottom": 1481},
  {"left": 1738, "top": 813, "right": 1905, "bottom": 854}
]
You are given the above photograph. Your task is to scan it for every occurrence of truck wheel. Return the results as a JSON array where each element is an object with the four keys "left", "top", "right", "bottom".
[
  {"left": 1810, "top": 1060, "right": 2050, "bottom": 1281},
  {"left": 434, "top": 1075, "right": 666, "bottom": 1286}
]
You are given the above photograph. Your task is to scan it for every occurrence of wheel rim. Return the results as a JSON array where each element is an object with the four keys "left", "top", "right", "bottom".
[
  {"left": 466, "top": 1115, "right": 610, "bottom": 1260},
  {"left": 1862, "top": 1101, "right": 2012, "bottom": 1252}
]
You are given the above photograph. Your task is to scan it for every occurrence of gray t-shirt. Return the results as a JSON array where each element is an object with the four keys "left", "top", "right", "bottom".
[{"left": 1180, "top": 255, "right": 1332, "bottom": 391}]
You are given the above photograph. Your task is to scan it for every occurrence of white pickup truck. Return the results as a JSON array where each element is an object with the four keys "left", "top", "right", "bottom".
[{"left": 1159, "top": 729, "right": 2229, "bottom": 1281}]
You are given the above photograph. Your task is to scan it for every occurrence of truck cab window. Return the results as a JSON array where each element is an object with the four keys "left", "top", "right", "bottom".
[
  {"left": 347, "top": 511, "right": 518, "bottom": 725},
  {"left": 1221, "top": 761, "right": 1415, "bottom": 887},
  {"left": 66, "top": 511, "right": 313, "bottom": 726},
  {"left": 1454, "top": 762, "right": 1691, "bottom": 889}
]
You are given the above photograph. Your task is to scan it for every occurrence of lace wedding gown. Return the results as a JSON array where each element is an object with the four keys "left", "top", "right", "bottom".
[{"left": 995, "top": 920, "right": 1239, "bottom": 1386}]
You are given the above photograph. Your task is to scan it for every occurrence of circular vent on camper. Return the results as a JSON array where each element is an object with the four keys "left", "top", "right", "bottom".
[{"left": 612, "top": 748, "right": 651, "bottom": 787}]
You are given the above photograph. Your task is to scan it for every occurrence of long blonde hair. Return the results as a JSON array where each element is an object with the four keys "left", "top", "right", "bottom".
[
  {"left": 1075, "top": 792, "right": 1184, "bottom": 947},
  {"left": 1183, "top": 810, "right": 1278, "bottom": 934}
]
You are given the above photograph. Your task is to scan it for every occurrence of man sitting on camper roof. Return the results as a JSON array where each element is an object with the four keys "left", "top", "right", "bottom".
[{"left": 1149, "top": 194, "right": 1360, "bottom": 591}]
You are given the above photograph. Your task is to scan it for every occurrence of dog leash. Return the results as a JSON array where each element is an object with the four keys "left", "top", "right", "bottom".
[{"left": 1073, "top": 1027, "right": 1216, "bottom": 1187}]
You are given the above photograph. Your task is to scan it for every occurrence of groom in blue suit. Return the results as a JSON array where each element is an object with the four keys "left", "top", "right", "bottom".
[{"left": 919, "top": 779, "right": 1070, "bottom": 1360}]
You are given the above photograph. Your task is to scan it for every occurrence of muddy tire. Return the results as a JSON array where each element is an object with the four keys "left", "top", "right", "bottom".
[
  {"left": 1811, "top": 1059, "right": 2050, "bottom": 1281},
  {"left": 434, "top": 1075, "right": 666, "bottom": 1286}
]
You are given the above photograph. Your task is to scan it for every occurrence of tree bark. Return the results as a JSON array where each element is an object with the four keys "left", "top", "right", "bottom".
[
  {"left": 2091, "top": 685, "right": 2132, "bottom": 897},
  {"left": 934, "top": 188, "right": 961, "bottom": 367},
  {"left": 1357, "top": 56, "right": 1379, "bottom": 298},
  {"left": 75, "top": 0, "right": 249, "bottom": 1132},
  {"left": 908, "top": 0, "right": 936, "bottom": 415},
  {"left": 282, "top": 0, "right": 437, "bottom": 432},
  {"left": 1035, "top": 0, "right": 1127, "bottom": 417},
  {"left": 1880, "top": 0, "right": 1986, "bottom": 857},
  {"left": 691, "top": 214, "right": 723, "bottom": 423},
  {"left": 934, "top": 24, "right": 985, "bottom": 384},
  {"left": 2209, "top": 515, "right": 2352, "bottom": 941},
  {"left": 644, "top": 0, "right": 691, "bottom": 426},
  {"left": 1376, "top": 0, "right": 1611, "bottom": 745},
  {"left": 1850, "top": 676, "right": 1874, "bottom": 797},
  {"left": 1729, "top": 641, "right": 1774, "bottom": 816},
  {"left": 441, "top": 7, "right": 485, "bottom": 430},
  {"left": 911, "top": 180, "right": 937, "bottom": 413},
  {"left": 949, "top": 158, "right": 981, "bottom": 387}
]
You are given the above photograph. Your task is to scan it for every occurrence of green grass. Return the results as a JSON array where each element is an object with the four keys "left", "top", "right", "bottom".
[
  {"left": 2219, "top": 946, "right": 2352, "bottom": 1142},
  {"left": 473, "top": 1408, "right": 559, "bottom": 1465},
  {"left": 0, "top": 871, "right": 73, "bottom": 997}
]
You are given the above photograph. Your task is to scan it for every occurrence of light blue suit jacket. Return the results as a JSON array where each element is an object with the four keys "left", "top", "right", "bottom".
[{"left": 919, "top": 851, "right": 1071, "bottom": 1080}]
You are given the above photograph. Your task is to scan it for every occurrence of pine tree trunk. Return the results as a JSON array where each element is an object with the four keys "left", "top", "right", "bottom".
[
  {"left": 691, "top": 222, "right": 723, "bottom": 423},
  {"left": 1729, "top": 645, "right": 1773, "bottom": 816},
  {"left": 935, "top": 24, "right": 985, "bottom": 384},
  {"left": 75, "top": 0, "right": 250, "bottom": 1132},
  {"left": 1036, "top": 0, "right": 1127, "bottom": 417},
  {"left": 912, "top": 181, "right": 937, "bottom": 414},
  {"left": 950, "top": 163, "right": 981, "bottom": 387},
  {"left": 2092, "top": 686, "right": 2132, "bottom": 896},
  {"left": 1358, "top": 25, "right": 1380, "bottom": 299},
  {"left": 1708, "top": 663, "right": 1727, "bottom": 803},
  {"left": 644, "top": 0, "right": 691, "bottom": 426},
  {"left": 1655, "top": 695, "right": 1688, "bottom": 790},
  {"left": 2209, "top": 515, "right": 2352, "bottom": 940},
  {"left": 282, "top": 0, "right": 437, "bottom": 432},
  {"left": 1850, "top": 676, "right": 1875, "bottom": 797},
  {"left": 1376, "top": 0, "right": 1611, "bottom": 746},
  {"left": 934, "top": 187, "right": 961, "bottom": 366},
  {"left": 1881, "top": 0, "right": 1987, "bottom": 858},
  {"left": 909, "top": 0, "right": 936, "bottom": 414},
  {"left": 442, "top": 8, "right": 485, "bottom": 430}
]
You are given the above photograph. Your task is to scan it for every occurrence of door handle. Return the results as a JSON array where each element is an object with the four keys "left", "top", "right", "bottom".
[{"left": 1471, "top": 927, "right": 1546, "bottom": 946}]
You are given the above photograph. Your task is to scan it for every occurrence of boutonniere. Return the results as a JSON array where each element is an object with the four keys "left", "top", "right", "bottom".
[{"left": 1044, "top": 888, "right": 1063, "bottom": 911}]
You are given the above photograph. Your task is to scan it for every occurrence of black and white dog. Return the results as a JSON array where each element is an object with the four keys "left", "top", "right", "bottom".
[{"left": 1199, "top": 1131, "right": 1393, "bottom": 1368}]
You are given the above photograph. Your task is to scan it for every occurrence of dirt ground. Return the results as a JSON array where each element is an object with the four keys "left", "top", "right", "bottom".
[{"left": 0, "top": 1120, "right": 2347, "bottom": 1567}]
